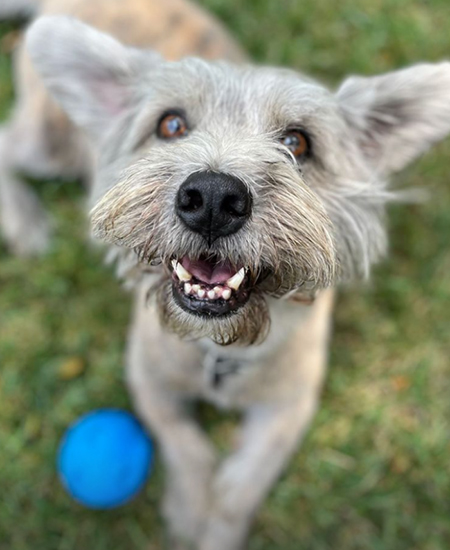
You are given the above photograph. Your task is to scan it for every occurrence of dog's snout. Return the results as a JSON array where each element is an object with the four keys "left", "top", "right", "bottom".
[{"left": 176, "top": 171, "right": 252, "bottom": 243}]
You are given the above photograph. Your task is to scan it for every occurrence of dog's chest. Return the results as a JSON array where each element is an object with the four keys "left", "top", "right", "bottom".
[
  {"left": 199, "top": 350, "right": 258, "bottom": 408},
  {"left": 194, "top": 302, "right": 313, "bottom": 407},
  {"left": 197, "top": 347, "right": 294, "bottom": 409}
]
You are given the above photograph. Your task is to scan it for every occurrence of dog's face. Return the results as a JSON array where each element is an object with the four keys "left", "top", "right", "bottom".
[{"left": 28, "top": 17, "right": 450, "bottom": 345}]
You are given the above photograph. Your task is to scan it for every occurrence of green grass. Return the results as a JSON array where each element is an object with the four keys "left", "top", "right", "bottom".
[{"left": 1, "top": 1, "right": 450, "bottom": 549}]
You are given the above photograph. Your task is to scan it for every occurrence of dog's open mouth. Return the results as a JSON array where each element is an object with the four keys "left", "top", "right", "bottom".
[{"left": 171, "top": 256, "right": 251, "bottom": 317}]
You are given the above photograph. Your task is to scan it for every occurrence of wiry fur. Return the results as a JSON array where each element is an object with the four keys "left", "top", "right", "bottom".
[{"left": 1, "top": 1, "right": 450, "bottom": 548}]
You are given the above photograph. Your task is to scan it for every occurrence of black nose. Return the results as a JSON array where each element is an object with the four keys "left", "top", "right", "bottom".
[{"left": 176, "top": 171, "right": 252, "bottom": 243}]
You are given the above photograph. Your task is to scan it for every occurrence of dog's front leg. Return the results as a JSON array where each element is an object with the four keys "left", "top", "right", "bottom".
[
  {"left": 198, "top": 395, "right": 319, "bottom": 550},
  {"left": 127, "top": 304, "right": 217, "bottom": 549},
  {"left": 198, "top": 292, "right": 333, "bottom": 550},
  {"left": 128, "top": 364, "right": 217, "bottom": 549}
]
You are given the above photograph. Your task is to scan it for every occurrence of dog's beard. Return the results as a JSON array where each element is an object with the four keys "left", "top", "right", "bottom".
[{"left": 154, "top": 278, "right": 270, "bottom": 346}]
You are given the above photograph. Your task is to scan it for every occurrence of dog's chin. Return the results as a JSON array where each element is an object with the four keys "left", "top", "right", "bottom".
[{"left": 156, "top": 280, "right": 270, "bottom": 346}]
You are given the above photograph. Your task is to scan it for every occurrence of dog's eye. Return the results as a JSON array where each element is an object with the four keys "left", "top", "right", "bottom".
[
  {"left": 158, "top": 113, "right": 188, "bottom": 139},
  {"left": 280, "top": 130, "right": 309, "bottom": 158}
]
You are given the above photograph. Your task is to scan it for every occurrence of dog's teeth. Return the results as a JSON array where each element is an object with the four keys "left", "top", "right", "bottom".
[
  {"left": 174, "top": 261, "right": 192, "bottom": 282},
  {"left": 207, "top": 290, "right": 216, "bottom": 300},
  {"left": 213, "top": 286, "right": 222, "bottom": 298},
  {"left": 197, "top": 289, "right": 206, "bottom": 299},
  {"left": 192, "top": 284, "right": 200, "bottom": 293},
  {"left": 226, "top": 268, "right": 245, "bottom": 290},
  {"left": 184, "top": 283, "right": 192, "bottom": 294},
  {"left": 222, "top": 288, "right": 231, "bottom": 300}
]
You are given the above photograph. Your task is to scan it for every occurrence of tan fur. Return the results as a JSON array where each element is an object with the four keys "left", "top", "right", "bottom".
[
  {"left": 41, "top": 0, "right": 245, "bottom": 59},
  {"left": 13, "top": 0, "right": 245, "bottom": 178}
]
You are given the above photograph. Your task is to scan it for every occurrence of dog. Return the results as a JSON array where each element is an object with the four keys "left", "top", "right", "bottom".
[{"left": 1, "top": 1, "right": 450, "bottom": 548}]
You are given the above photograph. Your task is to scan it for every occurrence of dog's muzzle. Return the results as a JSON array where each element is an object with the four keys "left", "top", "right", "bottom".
[
  {"left": 172, "top": 171, "right": 252, "bottom": 317},
  {"left": 172, "top": 171, "right": 254, "bottom": 317}
]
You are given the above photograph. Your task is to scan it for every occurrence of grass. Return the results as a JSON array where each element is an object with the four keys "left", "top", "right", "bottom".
[{"left": 1, "top": 1, "right": 450, "bottom": 549}]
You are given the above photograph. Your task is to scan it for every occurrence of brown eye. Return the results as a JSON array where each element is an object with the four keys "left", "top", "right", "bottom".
[
  {"left": 280, "top": 130, "right": 309, "bottom": 158},
  {"left": 158, "top": 113, "right": 188, "bottom": 139}
]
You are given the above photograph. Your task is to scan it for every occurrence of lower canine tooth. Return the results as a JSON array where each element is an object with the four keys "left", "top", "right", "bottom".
[
  {"left": 207, "top": 290, "right": 216, "bottom": 300},
  {"left": 222, "top": 288, "right": 231, "bottom": 300},
  {"left": 184, "top": 283, "right": 192, "bottom": 294},
  {"left": 226, "top": 267, "right": 245, "bottom": 290}
]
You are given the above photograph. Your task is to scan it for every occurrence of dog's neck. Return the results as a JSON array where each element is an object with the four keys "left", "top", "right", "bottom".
[{"left": 199, "top": 296, "right": 316, "bottom": 363}]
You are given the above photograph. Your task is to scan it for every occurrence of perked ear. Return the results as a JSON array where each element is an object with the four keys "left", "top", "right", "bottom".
[
  {"left": 337, "top": 63, "right": 450, "bottom": 175},
  {"left": 26, "top": 16, "right": 161, "bottom": 140}
]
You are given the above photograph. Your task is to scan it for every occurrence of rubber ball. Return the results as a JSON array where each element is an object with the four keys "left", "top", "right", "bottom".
[{"left": 58, "top": 409, "right": 153, "bottom": 509}]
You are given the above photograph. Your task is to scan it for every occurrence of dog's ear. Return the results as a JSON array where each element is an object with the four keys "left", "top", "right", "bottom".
[
  {"left": 337, "top": 63, "right": 450, "bottom": 175},
  {"left": 26, "top": 16, "right": 161, "bottom": 140}
]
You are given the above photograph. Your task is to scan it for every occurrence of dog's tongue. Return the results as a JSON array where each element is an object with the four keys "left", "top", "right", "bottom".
[{"left": 181, "top": 257, "right": 235, "bottom": 284}]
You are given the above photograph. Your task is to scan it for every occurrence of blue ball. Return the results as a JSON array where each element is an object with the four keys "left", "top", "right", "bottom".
[{"left": 58, "top": 409, "right": 154, "bottom": 509}]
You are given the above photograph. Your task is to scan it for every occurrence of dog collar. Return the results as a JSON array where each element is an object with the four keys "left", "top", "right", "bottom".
[{"left": 203, "top": 352, "right": 243, "bottom": 389}]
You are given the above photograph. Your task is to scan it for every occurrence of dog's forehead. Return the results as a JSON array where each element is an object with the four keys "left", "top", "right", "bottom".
[{"left": 150, "top": 58, "right": 336, "bottom": 127}]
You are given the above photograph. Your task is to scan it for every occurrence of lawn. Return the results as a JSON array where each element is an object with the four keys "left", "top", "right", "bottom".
[{"left": 0, "top": 1, "right": 449, "bottom": 549}]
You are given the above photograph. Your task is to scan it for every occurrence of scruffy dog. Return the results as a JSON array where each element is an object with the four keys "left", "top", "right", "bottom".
[{"left": 1, "top": 0, "right": 450, "bottom": 548}]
